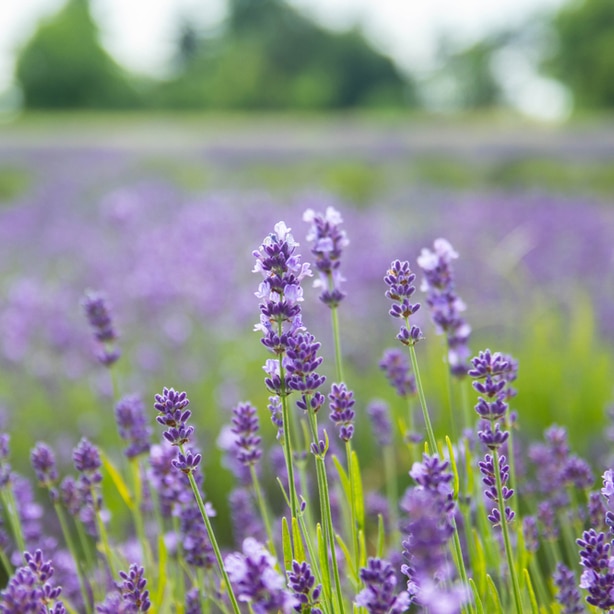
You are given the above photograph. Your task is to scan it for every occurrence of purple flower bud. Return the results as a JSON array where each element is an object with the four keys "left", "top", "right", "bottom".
[
  {"left": 356, "top": 557, "right": 412, "bottom": 614},
  {"left": 366, "top": 400, "right": 392, "bottom": 447},
  {"left": 230, "top": 402, "right": 262, "bottom": 466},
  {"left": 379, "top": 348, "right": 416, "bottom": 398},
  {"left": 553, "top": 563, "right": 583, "bottom": 614},
  {"left": 30, "top": 442, "right": 58, "bottom": 486},
  {"left": 118, "top": 564, "right": 150, "bottom": 612},
  {"left": 154, "top": 387, "right": 194, "bottom": 447},
  {"left": 328, "top": 383, "right": 355, "bottom": 442},
  {"left": 82, "top": 291, "right": 120, "bottom": 367},
  {"left": 287, "top": 560, "right": 322, "bottom": 613}
]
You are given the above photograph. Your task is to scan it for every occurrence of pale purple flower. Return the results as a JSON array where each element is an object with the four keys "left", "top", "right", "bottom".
[
  {"left": 303, "top": 206, "right": 348, "bottom": 308},
  {"left": 366, "top": 400, "right": 392, "bottom": 447},
  {"left": 225, "top": 538, "right": 298, "bottom": 613},
  {"left": 82, "top": 291, "right": 120, "bottom": 367},
  {"left": 553, "top": 563, "right": 583, "bottom": 614},
  {"left": 379, "top": 348, "right": 416, "bottom": 398},
  {"left": 384, "top": 260, "right": 423, "bottom": 347},
  {"left": 30, "top": 442, "right": 58, "bottom": 487},
  {"left": 417, "top": 238, "right": 471, "bottom": 378},
  {"left": 577, "top": 528, "right": 614, "bottom": 609}
]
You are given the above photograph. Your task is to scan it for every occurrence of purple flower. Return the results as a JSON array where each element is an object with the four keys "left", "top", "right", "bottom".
[
  {"left": 469, "top": 349, "right": 517, "bottom": 450},
  {"left": 73, "top": 437, "right": 102, "bottom": 484},
  {"left": 230, "top": 402, "right": 263, "bottom": 467},
  {"left": 522, "top": 515, "right": 539, "bottom": 553},
  {"left": 355, "top": 557, "right": 411, "bottom": 614},
  {"left": 229, "top": 488, "right": 265, "bottom": 544},
  {"left": 577, "top": 528, "right": 614, "bottom": 609},
  {"left": 153, "top": 387, "right": 194, "bottom": 449},
  {"left": 179, "top": 505, "right": 215, "bottom": 569},
  {"left": 479, "top": 453, "right": 515, "bottom": 526},
  {"left": 553, "top": 563, "right": 583, "bottom": 614},
  {"left": 0, "top": 433, "right": 11, "bottom": 487},
  {"left": 417, "top": 238, "right": 471, "bottom": 378},
  {"left": 379, "top": 348, "right": 416, "bottom": 398},
  {"left": 303, "top": 206, "right": 348, "bottom": 308},
  {"left": 384, "top": 260, "right": 423, "bottom": 346},
  {"left": 224, "top": 538, "right": 298, "bottom": 613},
  {"left": 147, "top": 443, "right": 193, "bottom": 517},
  {"left": 30, "top": 442, "right": 58, "bottom": 487},
  {"left": 185, "top": 588, "right": 202, "bottom": 614},
  {"left": 0, "top": 549, "right": 64, "bottom": 613},
  {"left": 366, "top": 400, "right": 392, "bottom": 447},
  {"left": 287, "top": 560, "right": 322, "bottom": 613},
  {"left": 328, "top": 382, "right": 355, "bottom": 442},
  {"left": 118, "top": 564, "right": 150, "bottom": 612},
  {"left": 82, "top": 291, "right": 120, "bottom": 366},
  {"left": 115, "top": 395, "right": 152, "bottom": 459}
]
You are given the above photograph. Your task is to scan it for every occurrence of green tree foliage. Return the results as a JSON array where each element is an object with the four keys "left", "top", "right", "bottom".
[
  {"left": 16, "top": 0, "right": 139, "bottom": 109},
  {"left": 546, "top": 0, "right": 614, "bottom": 109},
  {"left": 156, "top": 0, "right": 415, "bottom": 109}
]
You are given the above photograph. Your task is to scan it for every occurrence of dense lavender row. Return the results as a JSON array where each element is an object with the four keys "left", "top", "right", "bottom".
[{"left": 0, "top": 206, "right": 613, "bottom": 612}]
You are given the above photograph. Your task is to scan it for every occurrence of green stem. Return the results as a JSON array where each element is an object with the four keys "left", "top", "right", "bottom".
[
  {"left": 305, "top": 410, "right": 346, "bottom": 614},
  {"left": 181, "top": 448, "right": 241, "bottom": 614},
  {"left": 493, "top": 450, "right": 523, "bottom": 614},
  {"left": 129, "top": 458, "right": 152, "bottom": 571},
  {"left": 54, "top": 501, "right": 92, "bottom": 614},
  {"left": 0, "top": 547, "right": 11, "bottom": 576},
  {"left": 1, "top": 485, "right": 25, "bottom": 555},
  {"left": 383, "top": 444, "right": 400, "bottom": 548},
  {"left": 330, "top": 305, "right": 344, "bottom": 384},
  {"left": 249, "top": 464, "right": 277, "bottom": 559},
  {"left": 528, "top": 556, "right": 550, "bottom": 607},
  {"left": 408, "top": 344, "right": 438, "bottom": 454},
  {"left": 345, "top": 440, "right": 360, "bottom": 588},
  {"left": 277, "top": 349, "right": 300, "bottom": 521}
]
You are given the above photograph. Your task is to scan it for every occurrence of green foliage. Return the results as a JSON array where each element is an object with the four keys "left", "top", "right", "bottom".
[
  {"left": 156, "top": 0, "right": 414, "bottom": 110},
  {"left": 15, "top": 0, "right": 140, "bottom": 109},
  {"left": 546, "top": 0, "right": 614, "bottom": 109}
]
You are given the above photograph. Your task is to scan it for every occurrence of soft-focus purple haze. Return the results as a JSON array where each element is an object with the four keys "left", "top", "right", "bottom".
[{"left": 0, "top": 147, "right": 612, "bottom": 393}]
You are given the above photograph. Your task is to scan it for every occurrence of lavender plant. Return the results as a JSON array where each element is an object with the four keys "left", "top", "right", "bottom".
[{"left": 0, "top": 206, "right": 612, "bottom": 614}]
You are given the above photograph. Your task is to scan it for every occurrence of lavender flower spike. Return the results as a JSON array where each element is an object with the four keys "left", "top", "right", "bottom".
[
  {"left": 355, "top": 557, "right": 411, "bottom": 614},
  {"left": 153, "top": 387, "right": 194, "bottom": 448},
  {"left": 225, "top": 537, "right": 298, "bottom": 613},
  {"left": 82, "top": 290, "right": 120, "bottom": 367},
  {"left": 328, "top": 382, "right": 355, "bottom": 442},
  {"left": 379, "top": 348, "right": 416, "bottom": 398},
  {"left": 417, "top": 238, "right": 471, "bottom": 378},
  {"left": 30, "top": 442, "right": 58, "bottom": 488},
  {"left": 303, "top": 206, "right": 349, "bottom": 308},
  {"left": 553, "top": 563, "right": 583, "bottom": 614},
  {"left": 118, "top": 563, "right": 151, "bottom": 612},
  {"left": 384, "top": 260, "right": 423, "bottom": 347}
]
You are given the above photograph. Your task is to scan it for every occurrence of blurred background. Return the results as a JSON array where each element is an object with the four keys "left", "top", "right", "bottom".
[{"left": 0, "top": 0, "right": 613, "bottom": 481}]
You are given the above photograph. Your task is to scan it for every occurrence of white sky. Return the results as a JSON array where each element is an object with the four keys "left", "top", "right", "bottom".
[{"left": 0, "top": 0, "right": 571, "bottom": 116}]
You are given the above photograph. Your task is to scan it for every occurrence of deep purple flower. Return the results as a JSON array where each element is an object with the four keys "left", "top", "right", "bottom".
[
  {"left": 115, "top": 395, "right": 152, "bottom": 459},
  {"left": 470, "top": 349, "right": 517, "bottom": 450},
  {"left": 0, "top": 549, "right": 64, "bottom": 613},
  {"left": 479, "top": 453, "right": 515, "bottom": 526},
  {"left": 577, "top": 528, "right": 614, "bottom": 609},
  {"left": 328, "top": 382, "right": 355, "bottom": 442},
  {"left": 82, "top": 291, "right": 120, "bottom": 366},
  {"left": 303, "top": 206, "right": 348, "bottom": 308},
  {"left": 225, "top": 538, "right": 298, "bottom": 613},
  {"left": 30, "top": 442, "right": 58, "bottom": 487},
  {"left": 366, "top": 400, "right": 392, "bottom": 447},
  {"left": 171, "top": 449, "right": 202, "bottom": 474},
  {"left": 287, "top": 560, "right": 322, "bottom": 613},
  {"left": 118, "top": 564, "right": 150, "bottom": 612},
  {"left": 384, "top": 260, "right": 423, "bottom": 347},
  {"left": 355, "top": 557, "right": 411, "bottom": 613},
  {"left": 72, "top": 437, "right": 102, "bottom": 484},
  {"left": 417, "top": 238, "right": 471, "bottom": 378},
  {"left": 553, "top": 563, "right": 583, "bottom": 614},
  {"left": 379, "top": 348, "right": 416, "bottom": 398},
  {"left": 153, "top": 387, "right": 194, "bottom": 448}
]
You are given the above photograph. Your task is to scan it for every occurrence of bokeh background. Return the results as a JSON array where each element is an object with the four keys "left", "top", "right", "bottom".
[{"left": 0, "top": 0, "right": 613, "bottom": 503}]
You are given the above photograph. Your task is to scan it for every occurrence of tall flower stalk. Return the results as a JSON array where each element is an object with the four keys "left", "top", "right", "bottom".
[
  {"left": 153, "top": 387, "right": 241, "bottom": 614},
  {"left": 469, "top": 350, "right": 523, "bottom": 614}
]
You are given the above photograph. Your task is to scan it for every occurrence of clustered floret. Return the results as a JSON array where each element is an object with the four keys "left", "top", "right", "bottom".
[
  {"left": 384, "top": 260, "right": 423, "bottom": 346},
  {"left": 303, "top": 206, "right": 349, "bottom": 308},
  {"left": 417, "top": 238, "right": 471, "bottom": 377}
]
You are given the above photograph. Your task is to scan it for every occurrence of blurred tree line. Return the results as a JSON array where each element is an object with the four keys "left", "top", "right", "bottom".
[
  {"left": 14, "top": 0, "right": 614, "bottom": 111},
  {"left": 16, "top": 0, "right": 415, "bottom": 110}
]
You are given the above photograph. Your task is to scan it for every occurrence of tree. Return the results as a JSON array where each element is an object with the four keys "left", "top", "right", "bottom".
[
  {"left": 15, "top": 0, "right": 139, "bottom": 109},
  {"left": 545, "top": 0, "right": 614, "bottom": 109}
]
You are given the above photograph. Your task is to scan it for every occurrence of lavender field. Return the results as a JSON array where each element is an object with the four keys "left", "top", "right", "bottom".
[{"left": 1, "top": 117, "right": 614, "bottom": 612}]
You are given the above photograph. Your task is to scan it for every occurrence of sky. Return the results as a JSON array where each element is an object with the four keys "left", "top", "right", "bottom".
[{"left": 0, "top": 0, "right": 571, "bottom": 117}]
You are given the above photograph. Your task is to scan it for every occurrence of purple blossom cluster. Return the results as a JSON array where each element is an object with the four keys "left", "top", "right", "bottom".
[
  {"left": 328, "top": 382, "right": 355, "bottom": 441},
  {"left": 417, "top": 238, "right": 471, "bottom": 377},
  {"left": 303, "top": 206, "right": 349, "bottom": 308},
  {"left": 384, "top": 260, "right": 423, "bottom": 346},
  {"left": 379, "top": 348, "right": 416, "bottom": 398},
  {"left": 115, "top": 395, "right": 152, "bottom": 459},
  {"left": 355, "top": 557, "right": 411, "bottom": 613},
  {"left": 0, "top": 549, "right": 65, "bottom": 614},
  {"left": 82, "top": 291, "right": 120, "bottom": 367}
]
